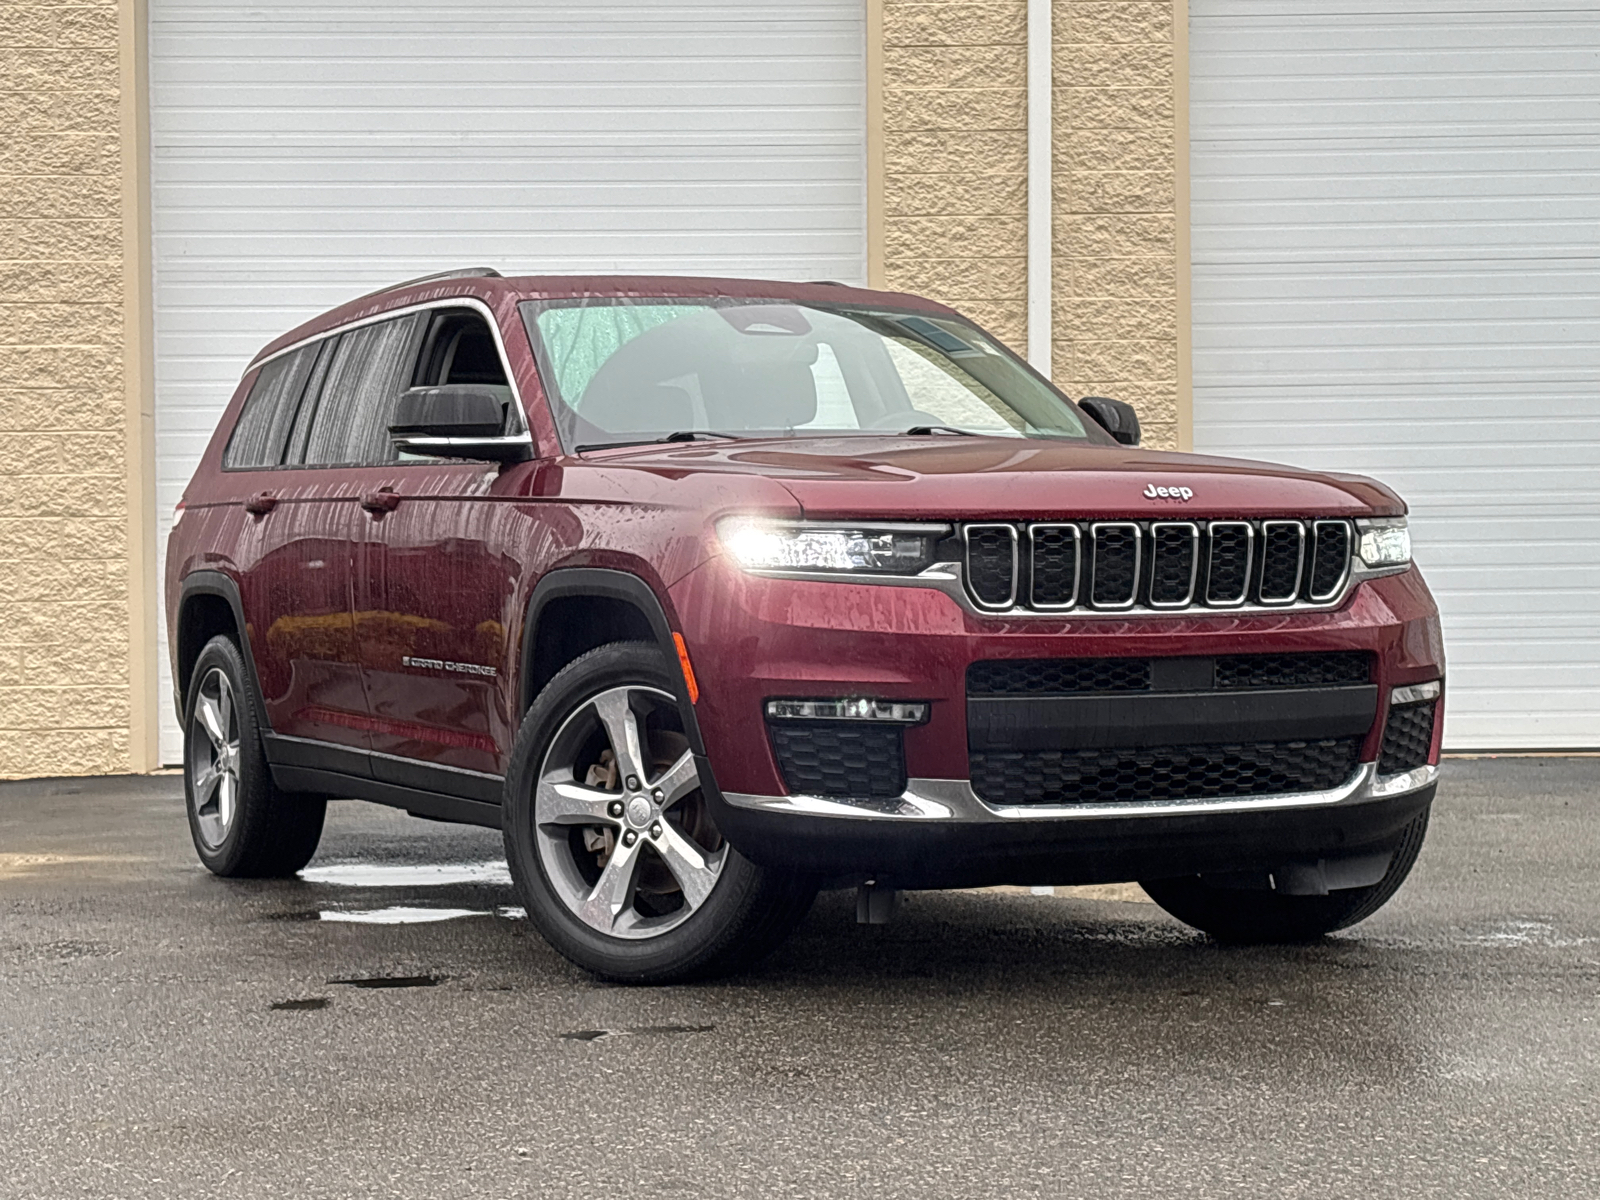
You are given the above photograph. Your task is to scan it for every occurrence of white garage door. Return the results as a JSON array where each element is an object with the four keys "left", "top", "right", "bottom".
[
  {"left": 150, "top": 0, "right": 866, "bottom": 760},
  {"left": 1190, "top": 1, "right": 1600, "bottom": 749}
]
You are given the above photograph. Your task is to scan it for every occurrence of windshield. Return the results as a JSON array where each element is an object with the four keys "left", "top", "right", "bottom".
[{"left": 518, "top": 298, "right": 1094, "bottom": 451}]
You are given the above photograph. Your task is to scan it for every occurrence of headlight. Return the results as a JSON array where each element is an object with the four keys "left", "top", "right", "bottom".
[
  {"left": 1356, "top": 517, "right": 1411, "bottom": 569},
  {"left": 717, "top": 518, "right": 944, "bottom": 575}
]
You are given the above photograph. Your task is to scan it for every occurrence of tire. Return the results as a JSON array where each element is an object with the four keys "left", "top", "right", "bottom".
[
  {"left": 502, "top": 641, "right": 816, "bottom": 984},
  {"left": 1140, "top": 805, "right": 1431, "bottom": 944},
  {"left": 183, "top": 634, "right": 326, "bottom": 878}
]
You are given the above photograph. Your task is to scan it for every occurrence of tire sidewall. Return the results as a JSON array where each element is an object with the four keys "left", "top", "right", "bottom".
[
  {"left": 502, "top": 641, "right": 770, "bottom": 981},
  {"left": 182, "top": 635, "right": 271, "bottom": 875}
]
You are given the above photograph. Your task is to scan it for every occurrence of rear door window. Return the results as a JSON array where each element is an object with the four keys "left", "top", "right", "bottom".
[
  {"left": 296, "top": 314, "right": 426, "bottom": 465},
  {"left": 222, "top": 346, "right": 320, "bottom": 469}
]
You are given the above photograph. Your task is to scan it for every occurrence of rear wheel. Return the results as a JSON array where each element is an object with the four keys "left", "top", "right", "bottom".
[
  {"left": 503, "top": 641, "right": 815, "bottom": 983},
  {"left": 1140, "top": 806, "right": 1431, "bottom": 943},
  {"left": 183, "top": 635, "right": 326, "bottom": 877}
]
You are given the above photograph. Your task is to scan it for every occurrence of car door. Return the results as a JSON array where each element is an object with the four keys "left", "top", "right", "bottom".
[
  {"left": 349, "top": 307, "right": 529, "bottom": 794},
  {"left": 229, "top": 336, "right": 372, "bottom": 758}
]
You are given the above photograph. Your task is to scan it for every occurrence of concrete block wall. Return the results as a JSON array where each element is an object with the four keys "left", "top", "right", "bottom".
[
  {"left": 878, "top": 1, "right": 1180, "bottom": 451},
  {"left": 0, "top": 1, "right": 135, "bottom": 776},
  {"left": 1053, "top": 1, "right": 1179, "bottom": 450},
  {"left": 881, "top": 0, "right": 1030, "bottom": 352}
]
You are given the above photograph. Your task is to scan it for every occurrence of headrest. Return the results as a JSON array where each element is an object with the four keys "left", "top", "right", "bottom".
[
  {"left": 707, "top": 362, "right": 817, "bottom": 429},
  {"left": 578, "top": 381, "right": 694, "bottom": 434}
]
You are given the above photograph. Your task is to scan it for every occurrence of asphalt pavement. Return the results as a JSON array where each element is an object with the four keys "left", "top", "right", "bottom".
[{"left": 2, "top": 758, "right": 1597, "bottom": 1199}]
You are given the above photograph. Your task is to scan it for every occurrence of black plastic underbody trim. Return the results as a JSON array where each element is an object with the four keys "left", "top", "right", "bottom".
[
  {"left": 262, "top": 733, "right": 503, "bottom": 828},
  {"left": 370, "top": 748, "right": 502, "bottom": 804},
  {"left": 967, "top": 684, "right": 1379, "bottom": 752}
]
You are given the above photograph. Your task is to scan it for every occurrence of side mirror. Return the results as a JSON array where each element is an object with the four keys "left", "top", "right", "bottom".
[
  {"left": 1078, "top": 396, "right": 1141, "bottom": 446},
  {"left": 389, "top": 385, "right": 533, "bottom": 462}
]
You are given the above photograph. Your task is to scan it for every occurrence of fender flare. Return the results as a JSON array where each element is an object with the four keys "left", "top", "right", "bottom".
[
  {"left": 175, "top": 570, "right": 273, "bottom": 731},
  {"left": 517, "top": 567, "right": 708, "bottom": 756}
]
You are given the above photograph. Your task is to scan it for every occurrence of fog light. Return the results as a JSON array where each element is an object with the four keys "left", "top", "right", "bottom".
[
  {"left": 765, "top": 698, "right": 929, "bottom": 724},
  {"left": 1390, "top": 680, "right": 1441, "bottom": 706}
]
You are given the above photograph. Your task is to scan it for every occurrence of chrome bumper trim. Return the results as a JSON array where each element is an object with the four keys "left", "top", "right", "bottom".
[{"left": 722, "top": 761, "right": 1439, "bottom": 824}]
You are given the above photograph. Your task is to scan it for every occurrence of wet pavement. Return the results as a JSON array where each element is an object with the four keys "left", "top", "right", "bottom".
[{"left": 2, "top": 759, "right": 1597, "bottom": 1199}]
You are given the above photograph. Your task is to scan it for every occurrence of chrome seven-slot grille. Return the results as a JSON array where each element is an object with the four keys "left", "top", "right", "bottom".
[{"left": 962, "top": 518, "right": 1353, "bottom": 613}]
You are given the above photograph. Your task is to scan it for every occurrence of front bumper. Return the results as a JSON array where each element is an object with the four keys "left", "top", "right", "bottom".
[
  {"left": 707, "top": 762, "right": 1438, "bottom": 889},
  {"left": 668, "top": 558, "right": 1444, "bottom": 885},
  {"left": 670, "top": 560, "right": 1444, "bottom": 791}
]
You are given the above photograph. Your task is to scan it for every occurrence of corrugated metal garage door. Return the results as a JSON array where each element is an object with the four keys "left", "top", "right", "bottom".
[
  {"left": 1190, "top": 1, "right": 1600, "bottom": 749},
  {"left": 149, "top": 1, "right": 866, "bottom": 760}
]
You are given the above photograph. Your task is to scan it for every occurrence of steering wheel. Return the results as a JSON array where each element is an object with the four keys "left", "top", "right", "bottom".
[{"left": 864, "top": 410, "right": 949, "bottom": 431}]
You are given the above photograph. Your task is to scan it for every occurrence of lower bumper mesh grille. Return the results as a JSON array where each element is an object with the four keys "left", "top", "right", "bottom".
[
  {"left": 969, "top": 738, "right": 1363, "bottom": 806},
  {"left": 1378, "top": 701, "right": 1436, "bottom": 774},
  {"left": 769, "top": 721, "right": 906, "bottom": 798}
]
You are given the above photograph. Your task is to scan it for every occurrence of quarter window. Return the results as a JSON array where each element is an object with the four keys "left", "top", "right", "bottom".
[{"left": 222, "top": 346, "right": 319, "bottom": 469}]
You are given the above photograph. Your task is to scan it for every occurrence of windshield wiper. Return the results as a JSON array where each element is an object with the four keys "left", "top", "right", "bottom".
[
  {"left": 574, "top": 431, "right": 743, "bottom": 453},
  {"left": 662, "top": 430, "right": 739, "bottom": 442},
  {"left": 901, "top": 424, "right": 979, "bottom": 436}
]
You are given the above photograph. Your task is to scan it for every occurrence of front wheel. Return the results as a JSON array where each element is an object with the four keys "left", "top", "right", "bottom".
[
  {"left": 1140, "top": 806, "right": 1431, "bottom": 943},
  {"left": 503, "top": 641, "right": 816, "bottom": 984}
]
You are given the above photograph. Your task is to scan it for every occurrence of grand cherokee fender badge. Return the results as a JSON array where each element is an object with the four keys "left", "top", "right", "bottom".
[
  {"left": 401, "top": 654, "right": 498, "bottom": 678},
  {"left": 1144, "top": 483, "right": 1194, "bottom": 501}
]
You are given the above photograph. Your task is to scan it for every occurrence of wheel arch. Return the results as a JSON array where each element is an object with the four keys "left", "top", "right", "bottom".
[
  {"left": 518, "top": 568, "right": 706, "bottom": 755},
  {"left": 175, "top": 571, "right": 271, "bottom": 728}
]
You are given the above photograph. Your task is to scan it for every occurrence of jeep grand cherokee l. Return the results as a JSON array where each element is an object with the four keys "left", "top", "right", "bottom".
[{"left": 165, "top": 269, "right": 1443, "bottom": 982}]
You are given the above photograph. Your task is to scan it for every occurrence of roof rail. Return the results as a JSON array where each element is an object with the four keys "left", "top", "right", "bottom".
[{"left": 352, "top": 267, "right": 502, "bottom": 302}]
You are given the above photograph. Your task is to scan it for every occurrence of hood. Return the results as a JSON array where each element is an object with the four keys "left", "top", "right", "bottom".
[{"left": 571, "top": 435, "right": 1405, "bottom": 520}]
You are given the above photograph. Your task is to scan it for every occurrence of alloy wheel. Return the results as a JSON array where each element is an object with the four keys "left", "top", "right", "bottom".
[
  {"left": 533, "top": 685, "right": 726, "bottom": 939},
  {"left": 188, "top": 667, "right": 242, "bottom": 850}
]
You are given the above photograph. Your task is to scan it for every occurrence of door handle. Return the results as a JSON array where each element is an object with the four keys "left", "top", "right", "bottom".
[
  {"left": 360, "top": 487, "right": 402, "bottom": 515},
  {"left": 244, "top": 492, "right": 278, "bottom": 515}
]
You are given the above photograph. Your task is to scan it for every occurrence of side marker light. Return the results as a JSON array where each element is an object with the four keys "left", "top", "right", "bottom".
[{"left": 672, "top": 632, "right": 699, "bottom": 704}]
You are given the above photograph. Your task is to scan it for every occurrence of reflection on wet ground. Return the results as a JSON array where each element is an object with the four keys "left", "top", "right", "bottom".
[{"left": 297, "top": 860, "right": 512, "bottom": 887}]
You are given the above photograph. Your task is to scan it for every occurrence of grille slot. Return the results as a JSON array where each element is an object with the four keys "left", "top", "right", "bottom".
[
  {"left": 1089, "top": 522, "right": 1141, "bottom": 609},
  {"left": 1378, "top": 700, "right": 1436, "bottom": 774},
  {"left": 1257, "top": 521, "right": 1306, "bottom": 604},
  {"left": 964, "top": 524, "right": 1017, "bottom": 609},
  {"left": 768, "top": 721, "right": 906, "bottom": 798},
  {"left": 968, "top": 658, "right": 1152, "bottom": 696},
  {"left": 1309, "top": 520, "right": 1352, "bottom": 601},
  {"left": 1028, "top": 524, "right": 1080, "bottom": 608},
  {"left": 1148, "top": 522, "right": 1199, "bottom": 608},
  {"left": 1205, "top": 521, "right": 1253, "bottom": 606},
  {"left": 970, "top": 738, "right": 1362, "bottom": 805}
]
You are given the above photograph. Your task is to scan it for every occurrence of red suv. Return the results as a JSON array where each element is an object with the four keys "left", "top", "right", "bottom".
[{"left": 166, "top": 269, "right": 1443, "bottom": 981}]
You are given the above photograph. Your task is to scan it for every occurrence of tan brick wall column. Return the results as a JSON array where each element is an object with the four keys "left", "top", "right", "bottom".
[
  {"left": 880, "top": 1, "right": 1030, "bottom": 352},
  {"left": 1053, "top": 1, "right": 1180, "bottom": 449},
  {"left": 875, "top": 1, "right": 1182, "bottom": 449},
  {"left": 0, "top": 0, "right": 154, "bottom": 778}
]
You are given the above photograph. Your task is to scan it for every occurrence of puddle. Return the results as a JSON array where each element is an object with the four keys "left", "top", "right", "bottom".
[
  {"left": 319, "top": 906, "right": 488, "bottom": 925},
  {"left": 559, "top": 1024, "right": 715, "bottom": 1042},
  {"left": 978, "top": 883, "right": 1153, "bottom": 903},
  {"left": 271, "top": 997, "right": 329, "bottom": 1011},
  {"left": 266, "top": 904, "right": 526, "bottom": 924},
  {"left": 331, "top": 974, "right": 445, "bottom": 989},
  {"left": 1458, "top": 919, "right": 1593, "bottom": 949},
  {"left": 298, "top": 861, "right": 512, "bottom": 887}
]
